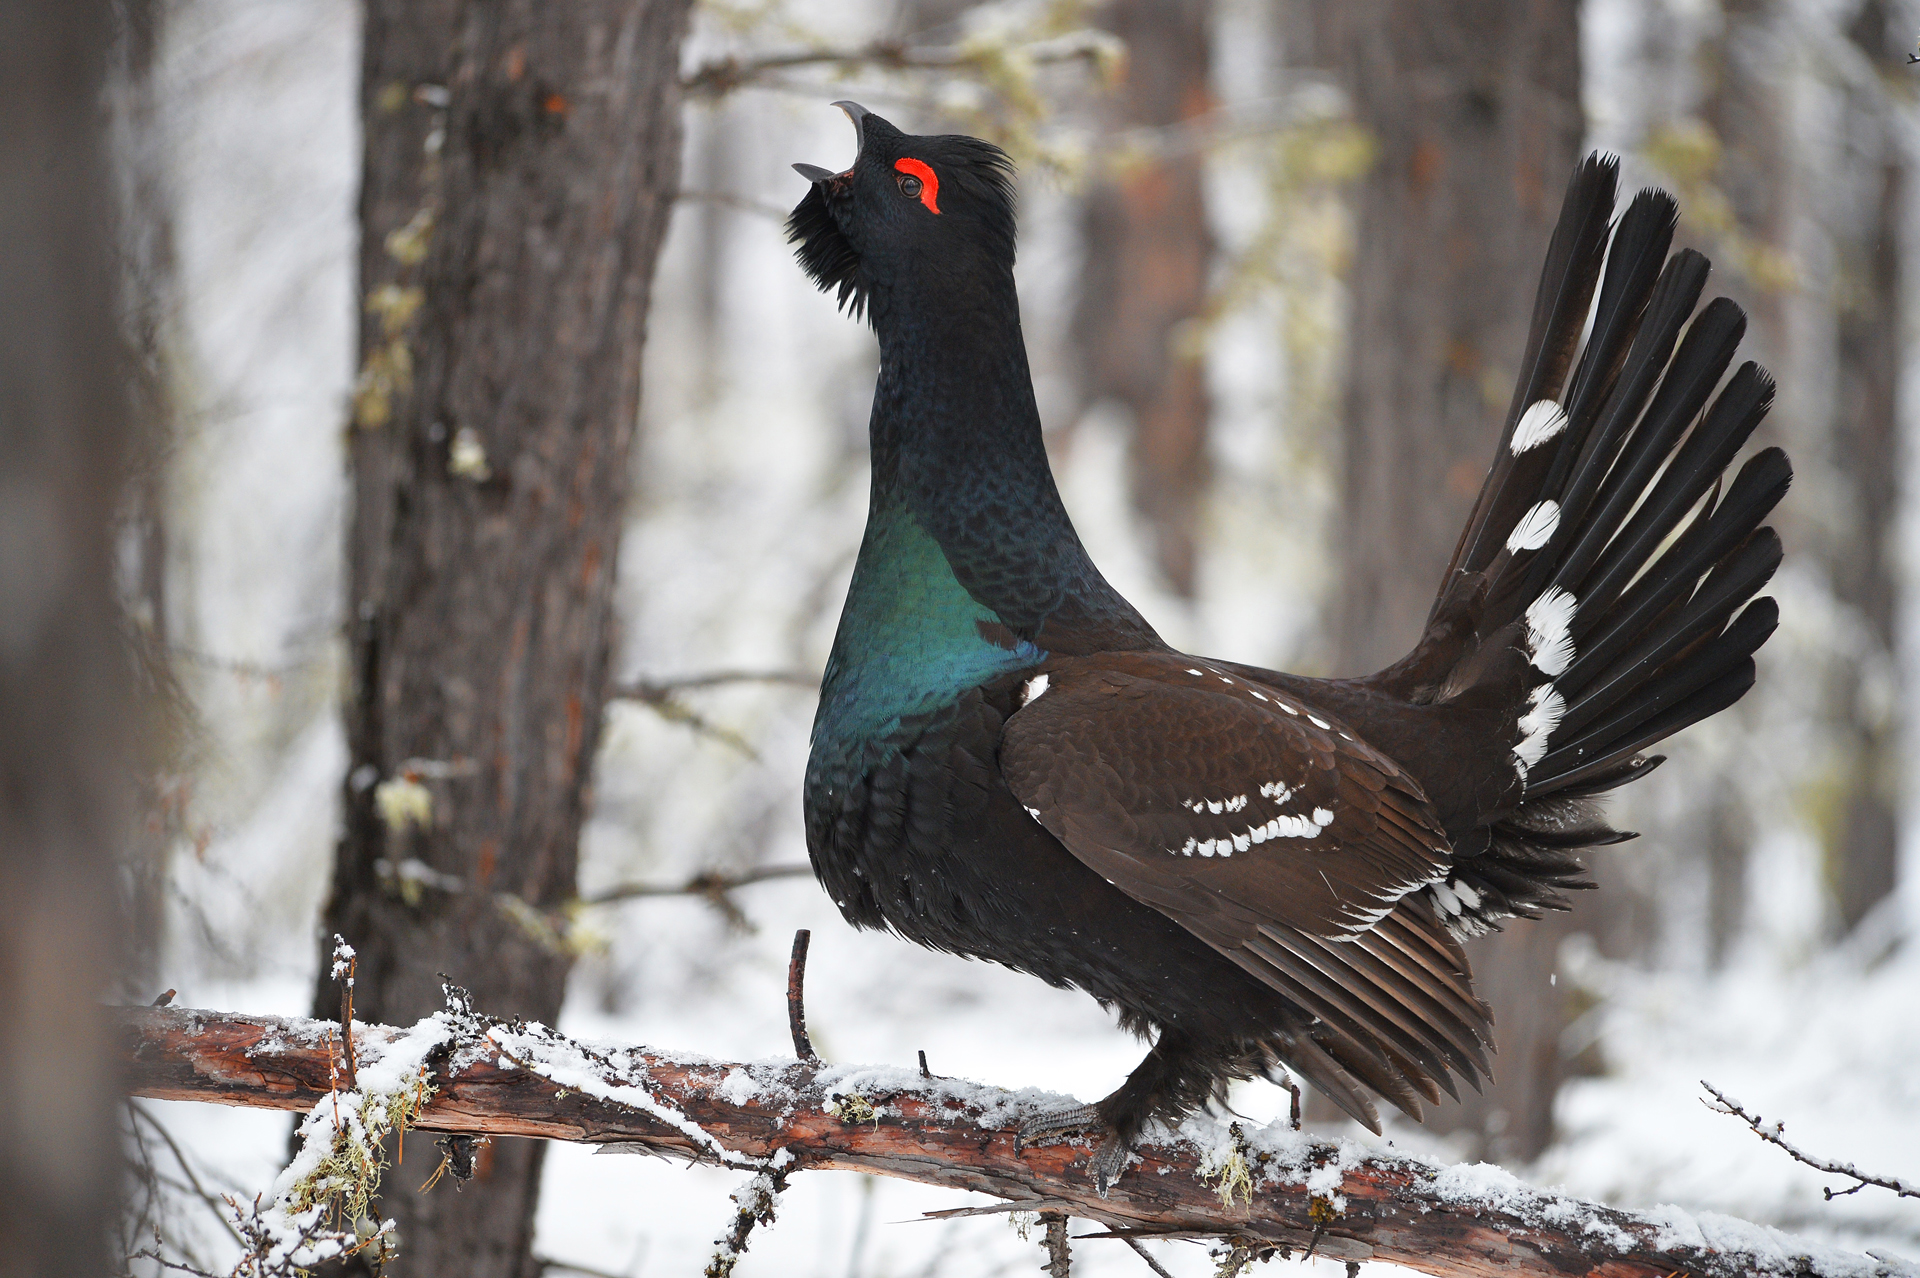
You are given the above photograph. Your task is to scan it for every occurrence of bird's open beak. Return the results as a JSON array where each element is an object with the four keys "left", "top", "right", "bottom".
[{"left": 791, "top": 101, "right": 871, "bottom": 184}]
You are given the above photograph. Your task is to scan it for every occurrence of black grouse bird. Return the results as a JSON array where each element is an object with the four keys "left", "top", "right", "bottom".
[{"left": 790, "top": 103, "right": 1790, "bottom": 1188}]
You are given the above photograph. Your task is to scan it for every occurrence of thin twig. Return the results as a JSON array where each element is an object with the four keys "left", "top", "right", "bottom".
[
  {"left": 677, "top": 190, "right": 793, "bottom": 221},
  {"left": 704, "top": 1164, "right": 793, "bottom": 1278},
  {"left": 1702, "top": 1080, "right": 1919, "bottom": 1201},
  {"left": 580, "top": 863, "right": 812, "bottom": 908},
  {"left": 681, "top": 37, "right": 1111, "bottom": 99},
  {"left": 332, "top": 936, "right": 357, "bottom": 1089},
  {"left": 1123, "top": 1238, "right": 1178, "bottom": 1278},
  {"left": 788, "top": 929, "right": 818, "bottom": 1062},
  {"left": 126, "top": 1102, "right": 247, "bottom": 1246},
  {"left": 609, "top": 669, "right": 815, "bottom": 698},
  {"left": 607, "top": 671, "right": 814, "bottom": 758}
]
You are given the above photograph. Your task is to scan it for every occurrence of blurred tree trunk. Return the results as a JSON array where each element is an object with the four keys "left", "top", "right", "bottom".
[
  {"left": 109, "top": 0, "right": 182, "bottom": 991},
  {"left": 1073, "top": 0, "right": 1215, "bottom": 598},
  {"left": 1309, "top": 0, "right": 1584, "bottom": 1161},
  {"left": 1828, "top": 0, "right": 1905, "bottom": 933},
  {"left": 1680, "top": 0, "right": 1791, "bottom": 963},
  {"left": 0, "top": 1, "right": 135, "bottom": 1273},
  {"left": 313, "top": 2, "right": 690, "bottom": 1274}
]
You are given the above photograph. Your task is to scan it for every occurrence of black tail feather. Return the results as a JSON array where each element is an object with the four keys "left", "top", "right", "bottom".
[
  {"left": 1444, "top": 155, "right": 1620, "bottom": 590},
  {"left": 1383, "top": 152, "right": 1792, "bottom": 934}
]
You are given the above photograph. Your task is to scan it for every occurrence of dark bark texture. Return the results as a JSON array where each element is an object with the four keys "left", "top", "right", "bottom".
[
  {"left": 0, "top": 1, "right": 135, "bottom": 1274},
  {"left": 1310, "top": 0, "right": 1585, "bottom": 1161},
  {"left": 314, "top": 2, "right": 691, "bottom": 1274},
  {"left": 1073, "top": 0, "right": 1215, "bottom": 598}
]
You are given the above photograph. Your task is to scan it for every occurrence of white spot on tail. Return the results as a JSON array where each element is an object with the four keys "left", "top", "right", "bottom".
[
  {"left": 1513, "top": 683, "right": 1567, "bottom": 778},
  {"left": 1524, "top": 587, "right": 1578, "bottom": 676},
  {"left": 1506, "top": 500, "right": 1562, "bottom": 553},
  {"left": 1510, "top": 399, "right": 1569, "bottom": 454},
  {"left": 1020, "top": 673, "right": 1050, "bottom": 706}
]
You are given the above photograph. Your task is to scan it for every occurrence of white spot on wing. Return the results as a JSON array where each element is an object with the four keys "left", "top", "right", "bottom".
[
  {"left": 1506, "top": 500, "right": 1562, "bottom": 552},
  {"left": 1510, "top": 399, "right": 1569, "bottom": 454},
  {"left": 1308, "top": 715, "right": 1330, "bottom": 730},
  {"left": 1020, "top": 673, "right": 1050, "bottom": 706},
  {"left": 1166, "top": 793, "right": 1333, "bottom": 856}
]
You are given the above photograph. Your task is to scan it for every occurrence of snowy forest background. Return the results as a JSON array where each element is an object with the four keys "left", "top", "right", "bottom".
[{"left": 101, "top": 0, "right": 1920, "bottom": 1274}]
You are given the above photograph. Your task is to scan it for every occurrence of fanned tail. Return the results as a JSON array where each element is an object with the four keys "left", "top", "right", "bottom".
[{"left": 1385, "top": 152, "right": 1791, "bottom": 934}]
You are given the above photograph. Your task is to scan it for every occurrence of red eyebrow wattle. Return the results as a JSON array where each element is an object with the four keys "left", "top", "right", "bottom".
[{"left": 894, "top": 157, "right": 940, "bottom": 214}]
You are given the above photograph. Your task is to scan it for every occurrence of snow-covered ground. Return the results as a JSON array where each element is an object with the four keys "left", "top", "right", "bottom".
[{"left": 131, "top": 0, "right": 1918, "bottom": 1275}]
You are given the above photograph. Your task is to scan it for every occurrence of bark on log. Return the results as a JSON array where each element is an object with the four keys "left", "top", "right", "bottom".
[{"left": 119, "top": 1005, "right": 1913, "bottom": 1278}]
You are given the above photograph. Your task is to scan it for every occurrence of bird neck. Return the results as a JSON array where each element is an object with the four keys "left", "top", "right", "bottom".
[{"left": 815, "top": 267, "right": 1160, "bottom": 745}]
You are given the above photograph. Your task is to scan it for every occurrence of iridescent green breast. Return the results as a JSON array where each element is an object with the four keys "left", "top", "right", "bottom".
[{"left": 811, "top": 502, "right": 1043, "bottom": 753}]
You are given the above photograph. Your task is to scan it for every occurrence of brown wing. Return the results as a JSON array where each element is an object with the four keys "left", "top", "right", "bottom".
[{"left": 1000, "top": 654, "right": 1494, "bottom": 1106}]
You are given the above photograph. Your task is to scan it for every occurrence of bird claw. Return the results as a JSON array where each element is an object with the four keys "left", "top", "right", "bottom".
[{"left": 1015, "top": 1105, "right": 1131, "bottom": 1195}]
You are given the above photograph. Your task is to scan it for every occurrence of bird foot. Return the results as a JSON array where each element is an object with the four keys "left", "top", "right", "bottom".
[{"left": 1015, "top": 1105, "right": 1132, "bottom": 1195}]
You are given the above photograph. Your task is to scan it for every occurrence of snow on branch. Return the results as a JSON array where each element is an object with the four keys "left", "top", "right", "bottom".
[
  {"left": 116, "top": 1003, "right": 1916, "bottom": 1278},
  {"left": 1703, "top": 1080, "right": 1920, "bottom": 1202}
]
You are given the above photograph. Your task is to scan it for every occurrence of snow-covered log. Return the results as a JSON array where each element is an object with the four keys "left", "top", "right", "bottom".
[{"left": 118, "top": 1004, "right": 1911, "bottom": 1278}]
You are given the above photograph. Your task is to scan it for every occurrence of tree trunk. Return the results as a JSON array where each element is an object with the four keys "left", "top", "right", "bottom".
[
  {"left": 0, "top": 1, "right": 136, "bottom": 1273},
  {"left": 1827, "top": 0, "right": 1903, "bottom": 934},
  {"left": 313, "top": 2, "right": 690, "bottom": 1274},
  {"left": 1073, "top": 0, "right": 1215, "bottom": 598},
  {"left": 1313, "top": 0, "right": 1585, "bottom": 1161}
]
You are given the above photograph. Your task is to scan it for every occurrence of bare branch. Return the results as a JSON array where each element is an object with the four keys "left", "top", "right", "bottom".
[
  {"left": 116, "top": 1005, "right": 1916, "bottom": 1278},
  {"left": 1702, "top": 1080, "right": 1920, "bottom": 1202},
  {"left": 609, "top": 669, "right": 816, "bottom": 698},
  {"left": 606, "top": 669, "right": 815, "bottom": 758},
  {"left": 680, "top": 36, "right": 1114, "bottom": 100},
  {"left": 1042, "top": 1212, "right": 1072, "bottom": 1276},
  {"left": 787, "top": 929, "right": 819, "bottom": 1062},
  {"left": 677, "top": 190, "right": 793, "bottom": 221},
  {"left": 1122, "top": 1237, "right": 1177, "bottom": 1278},
  {"left": 703, "top": 1162, "right": 793, "bottom": 1278},
  {"left": 579, "top": 862, "right": 812, "bottom": 908}
]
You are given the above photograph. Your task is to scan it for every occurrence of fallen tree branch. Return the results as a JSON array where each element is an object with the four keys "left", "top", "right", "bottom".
[
  {"left": 117, "top": 1004, "right": 1915, "bottom": 1278},
  {"left": 1703, "top": 1080, "right": 1919, "bottom": 1202}
]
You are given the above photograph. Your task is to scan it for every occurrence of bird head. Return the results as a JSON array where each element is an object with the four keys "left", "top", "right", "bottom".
[{"left": 787, "top": 102, "right": 1017, "bottom": 324}]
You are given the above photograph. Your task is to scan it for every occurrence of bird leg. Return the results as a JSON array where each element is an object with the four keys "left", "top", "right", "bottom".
[{"left": 1016, "top": 1028, "right": 1217, "bottom": 1194}]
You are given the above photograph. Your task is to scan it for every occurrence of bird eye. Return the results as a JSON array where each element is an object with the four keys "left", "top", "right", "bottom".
[{"left": 897, "top": 173, "right": 922, "bottom": 199}]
